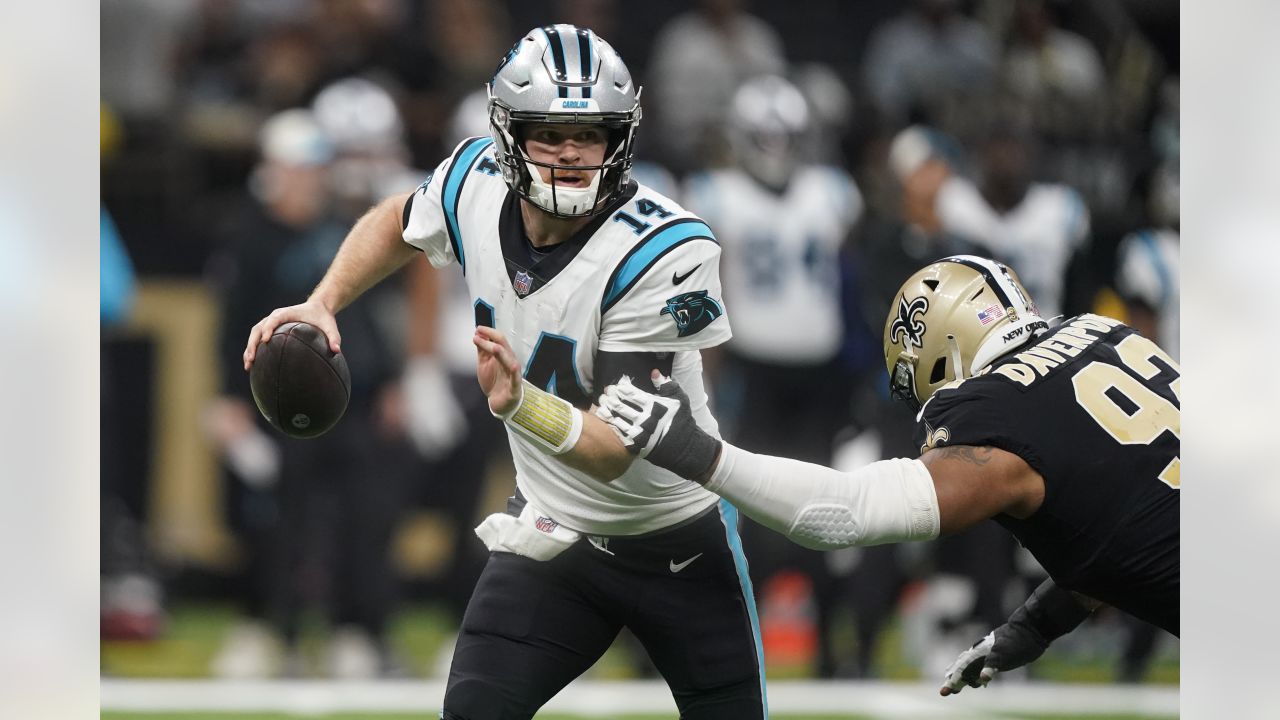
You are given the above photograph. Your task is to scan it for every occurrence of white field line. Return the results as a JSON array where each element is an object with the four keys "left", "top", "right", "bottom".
[{"left": 100, "top": 678, "right": 1179, "bottom": 717}]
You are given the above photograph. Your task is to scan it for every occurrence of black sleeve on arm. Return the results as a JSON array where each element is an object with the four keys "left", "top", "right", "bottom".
[
  {"left": 1012, "top": 578, "right": 1096, "bottom": 642},
  {"left": 595, "top": 351, "right": 676, "bottom": 394}
]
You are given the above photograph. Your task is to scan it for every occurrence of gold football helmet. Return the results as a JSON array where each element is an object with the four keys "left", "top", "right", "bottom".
[{"left": 883, "top": 255, "right": 1047, "bottom": 411}]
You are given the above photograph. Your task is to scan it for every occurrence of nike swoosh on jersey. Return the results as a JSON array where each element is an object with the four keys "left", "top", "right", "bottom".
[
  {"left": 672, "top": 264, "right": 702, "bottom": 285},
  {"left": 668, "top": 553, "right": 704, "bottom": 573}
]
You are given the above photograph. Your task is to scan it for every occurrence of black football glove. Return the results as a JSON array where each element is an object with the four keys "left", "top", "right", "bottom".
[
  {"left": 596, "top": 374, "right": 721, "bottom": 482},
  {"left": 940, "top": 578, "right": 1095, "bottom": 695}
]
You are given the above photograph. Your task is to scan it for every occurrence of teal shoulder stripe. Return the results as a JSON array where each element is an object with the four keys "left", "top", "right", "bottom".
[
  {"left": 442, "top": 137, "right": 495, "bottom": 272},
  {"left": 601, "top": 219, "right": 716, "bottom": 313}
]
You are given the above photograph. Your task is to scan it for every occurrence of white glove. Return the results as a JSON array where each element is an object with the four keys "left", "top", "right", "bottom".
[
  {"left": 225, "top": 428, "right": 281, "bottom": 490},
  {"left": 940, "top": 631, "right": 1000, "bottom": 693},
  {"left": 404, "top": 356, "right": 467, "bottom": 460},
  {"left": 595, "top": 374, "right": 680, "bottom": 459},
  {"left": 596, "top": 374, "right": 721, "bottom": 481},
  {"left": 940, "top": 578, "right": 1089, "bottom": 695}
]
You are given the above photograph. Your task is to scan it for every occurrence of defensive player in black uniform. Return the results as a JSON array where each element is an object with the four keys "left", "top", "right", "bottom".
[{"left": 557, "top": 255, "right": 1178, "bottom": 695}]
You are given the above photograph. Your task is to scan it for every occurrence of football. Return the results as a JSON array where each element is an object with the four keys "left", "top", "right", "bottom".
[{"left": 249, "top": 321, "right": 351, "bottom": 439}]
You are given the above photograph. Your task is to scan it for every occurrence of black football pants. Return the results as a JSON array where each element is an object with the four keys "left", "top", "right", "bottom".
[{"left": 442, "top": 500, "right": 766, "bottom": 719}]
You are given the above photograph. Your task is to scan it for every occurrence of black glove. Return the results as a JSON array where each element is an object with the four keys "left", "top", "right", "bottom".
[
  {"left": 940, "top": 578, "right": 1095, "bottom": 695},
  {"left": 596, "top": 374, "right": 721, "bottom": 482}
]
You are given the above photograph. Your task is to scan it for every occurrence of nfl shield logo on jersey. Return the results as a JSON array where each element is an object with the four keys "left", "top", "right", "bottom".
[
  {"left": 514, "top": 270, "right": 534, "bottom": 296},
  {"left": 535, "top": 516, "right": 559, "bottom": 533}
]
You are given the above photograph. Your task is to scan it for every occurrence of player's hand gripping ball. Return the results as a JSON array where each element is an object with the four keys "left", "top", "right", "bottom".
[{"left": 249, "top": 322, "right": 351, "bottom": 439}]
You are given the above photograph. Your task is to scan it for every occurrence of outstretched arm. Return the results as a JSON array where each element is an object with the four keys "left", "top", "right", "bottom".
[
  {"left": 244, "top": 191, "right": 417, "bottom": 369},
  {"left": 473, "top": 325, "right": 633, "bottom": 480},
  {"left": 596, "top": 375, "right": 1046, "bottom": 545}
]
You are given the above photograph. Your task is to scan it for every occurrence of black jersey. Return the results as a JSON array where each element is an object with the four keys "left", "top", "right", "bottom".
[{"left": 914, "top": 314, "right": 1180, "bottom": 634}]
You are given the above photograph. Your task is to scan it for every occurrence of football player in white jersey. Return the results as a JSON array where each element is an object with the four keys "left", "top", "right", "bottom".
[
  {"left": 924, "top": 118, "right": 1091, "bottom": 320},
  {"left": 244, "top": 25, "right": 765, "bottom": 719},
  {"left": 684, "top": 74, "right": 864, "bottom": 677}
]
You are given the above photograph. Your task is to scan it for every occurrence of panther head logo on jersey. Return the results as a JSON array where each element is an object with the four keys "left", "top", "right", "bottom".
[
  {"left": 660, "top": 290, "right": 724, "bottom": 337},
  {"left": 890, "top": 295, "right": 929, "bottom": 350}
]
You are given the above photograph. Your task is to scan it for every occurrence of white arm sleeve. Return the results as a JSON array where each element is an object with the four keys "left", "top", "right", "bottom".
[{"left": 705, "top": 443, "right": 940, "bottom": 549}]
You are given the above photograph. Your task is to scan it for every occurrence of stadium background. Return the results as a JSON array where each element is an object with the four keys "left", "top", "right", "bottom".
[{"left": 98, "top": 0, "right": 1180, "bottom": 717}]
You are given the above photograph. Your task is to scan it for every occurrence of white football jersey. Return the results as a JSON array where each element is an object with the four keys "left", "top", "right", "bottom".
[
  {"left": 402, "top": 137, "right": 733, "bottom": 535},
  {"left": 1116, "top": 228, "right": 1179, "bottom": 359},
  {"left": 684, "top": 166, "right": 862, "bottom": 364},
  {"left": 936, "top": 177, "right": 1089, "bottom": 319}
]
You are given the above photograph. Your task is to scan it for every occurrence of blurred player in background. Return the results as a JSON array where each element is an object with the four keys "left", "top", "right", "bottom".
[
  {"left": 1115, "top": 160, "right": 1179, "bottom": 360},
  {"left": 244, "top": 25, "right": 766, "bottom": 718},
  {"left": 905, "top": 113, "right": 1091, "bottom": 320},
  {"left": 684, "top": 73, "right": 863, "bottom": 677},
  {"left": 581, "top": 255, "right": 1178, "bottom": 695},
  {"left": 206, "top": 108, "right": 407, "bottom": 678}
]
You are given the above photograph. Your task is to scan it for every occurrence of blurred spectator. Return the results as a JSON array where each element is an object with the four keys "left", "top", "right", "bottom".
[
  {"left": 836, "top": 124, "right": 980, "bottom": 677},
  {"left": 926, "top": 112, "right": 1091, "bottom": 319},
  {"left": 204, "top": 109, "right": 408, "bottom": 678},
  {"left": 861, "top": 0, "right": 997, "bottom": 129},
  {"left": 101, "top": 205, "right": 166, "bottom": 643},
  {"left": 684, "top": 75, "right": 863, "bottom": 677},
  {"left": 312, "top": 76, "right": 424, "bottom": 217},
  {"left": 384, "top": 0, "right": 512, "bottom": 168},
  {"left": 1115, "top": 160, "right": 1178, "bottom": 359},
  {"left": 647, "top": 0, "right": 786, "bottom": 173},
  {"left": 391, "top": 95, "right": 510, "bottom": 656},
  {"left": 101, "top": 0, "right": 198, "bottom": 125},
  {"left": 1002, "top": 0, "right": 1106, "bottom": 105}
]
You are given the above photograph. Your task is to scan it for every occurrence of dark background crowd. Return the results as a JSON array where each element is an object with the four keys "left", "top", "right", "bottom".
[{"left": 100, "top": 0, "right": 1179, "bottom": 682}]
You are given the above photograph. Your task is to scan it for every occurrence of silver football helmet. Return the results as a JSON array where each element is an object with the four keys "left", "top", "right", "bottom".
[
  {"left": 728, "top": 75, "right": 811, "bottom": 190},
  {"left": 488, "top": 25, "right": 641, "bottom": 218},
  {"left": 883, "top": 255, "right": 1047, "bottom": 412}
]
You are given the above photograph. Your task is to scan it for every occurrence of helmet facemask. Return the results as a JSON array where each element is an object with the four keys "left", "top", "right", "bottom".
[
  {"left": 486, "top": 25, "right": 642, "bottom": 218},
  {"left": 488, "top": 97, "right": 638, "bottom": 218}
]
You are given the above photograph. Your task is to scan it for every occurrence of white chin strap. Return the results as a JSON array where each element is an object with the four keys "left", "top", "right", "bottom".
[{"left": 525, "top": 163, "right": 603, "bottom": 217}]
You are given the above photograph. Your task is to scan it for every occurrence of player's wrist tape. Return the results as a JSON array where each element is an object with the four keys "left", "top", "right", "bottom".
[
  {"left": 498, "top": 379, "right": 583, "bottom": 455},
  {"left": 1011, "top": 578, "right": 1095, "bottom": 643},
  {"left": 706, "top": 446, "right": 940, "bottom": 549}
]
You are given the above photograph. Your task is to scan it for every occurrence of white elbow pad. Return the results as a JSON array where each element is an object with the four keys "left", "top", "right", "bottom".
[
  {"left": 706, "top": 447, "right": 940, "bottom": 549},
  {"left": 788, "top": 458, "right": 939, "bottom": 548}
]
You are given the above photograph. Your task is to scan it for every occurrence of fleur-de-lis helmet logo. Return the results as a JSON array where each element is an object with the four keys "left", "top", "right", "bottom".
[{"left": 890, "top": 295, "right": 929, "bottom": 350}]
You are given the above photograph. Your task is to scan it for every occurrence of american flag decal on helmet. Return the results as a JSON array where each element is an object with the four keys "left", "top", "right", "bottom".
[{"left": 977, "top": 304, "right": 1005, "bottom": 325}]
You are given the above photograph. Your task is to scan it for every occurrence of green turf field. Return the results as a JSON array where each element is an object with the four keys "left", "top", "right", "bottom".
[{"left": 101, "top": 602, "right": 1179, "bottom": 684}]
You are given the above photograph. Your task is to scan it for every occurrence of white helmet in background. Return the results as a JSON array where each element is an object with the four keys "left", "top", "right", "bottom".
[
  {"left": 448, "top": 88, "right": 492, "bottom": 149},
  {"left": 487, "top": 24, "right": 641, "bottom": 218},
  {"left": 312, "top": 77, "right": 405, "bottom": 154},
  {"left": 311, "top": 76, "right": 411, "bottom": 205},
  {"left": 728, "top": 75, "right": 811, "bottom": 190}
]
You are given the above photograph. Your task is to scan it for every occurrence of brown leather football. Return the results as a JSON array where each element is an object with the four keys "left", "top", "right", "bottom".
[{"left": 249, "top": 322, "right": 351, "bottom": 439}]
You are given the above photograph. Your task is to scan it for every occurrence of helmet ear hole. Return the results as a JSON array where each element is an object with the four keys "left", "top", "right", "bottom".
[
  {"left": 929, "top": 357, "right": 948, "bottom": 384},
  {"left": 923, "top": 279, "right": 940, "bottom": 291}
]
